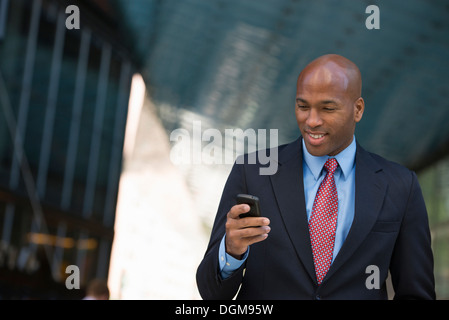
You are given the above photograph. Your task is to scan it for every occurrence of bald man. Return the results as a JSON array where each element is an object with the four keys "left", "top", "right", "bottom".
[{"left": 196, "top": 54, "right": 435, "bottom": 300}]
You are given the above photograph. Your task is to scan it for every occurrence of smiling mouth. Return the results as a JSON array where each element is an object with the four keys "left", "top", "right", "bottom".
[
  {"left": 308, "top": 133, "right": 325, "bottom": 139},
  {"left": 306, "top": 131, "right": 327, "bottom": 139}
]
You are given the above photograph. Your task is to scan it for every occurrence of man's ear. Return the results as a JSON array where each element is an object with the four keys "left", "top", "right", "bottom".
[{"left": 354, "top": 97, "right": 364, "bottom": 122}]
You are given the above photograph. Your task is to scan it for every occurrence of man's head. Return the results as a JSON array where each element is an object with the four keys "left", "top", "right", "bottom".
[{"left": 295, "top": 54, "right": 364, "bottom": 156}]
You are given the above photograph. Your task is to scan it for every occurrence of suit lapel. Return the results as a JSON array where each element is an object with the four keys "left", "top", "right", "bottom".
[
  {"left": 324, "top": 143, "right": 388, "bottom": 282},
  {"left": 269, "top": 138, "right": 316, "bottom": 282}
]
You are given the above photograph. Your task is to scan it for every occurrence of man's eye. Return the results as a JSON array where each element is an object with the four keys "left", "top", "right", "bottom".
[
  {"left": 323, "top": 107, "right": 336, "bottom": 111},
  {"left": 297, "top": 105, "right": 308, "bottom": 109}
]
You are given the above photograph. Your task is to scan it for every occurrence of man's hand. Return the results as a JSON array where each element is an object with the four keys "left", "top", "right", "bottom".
[{"left": 225, "top": 204, "right": 271, "bottom": 259}]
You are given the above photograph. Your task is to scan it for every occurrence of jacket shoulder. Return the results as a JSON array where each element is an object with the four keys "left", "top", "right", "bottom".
[
  {"left": 359, "top": 146, "right": 417, "bottom": 191},
  {"left": 365, "top": 150, "right": 413, "bottom": 175}
]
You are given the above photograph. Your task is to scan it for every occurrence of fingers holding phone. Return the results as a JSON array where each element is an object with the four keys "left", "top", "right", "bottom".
[{"left": 225, "top": 195, "right": 270, "bottom": 259}]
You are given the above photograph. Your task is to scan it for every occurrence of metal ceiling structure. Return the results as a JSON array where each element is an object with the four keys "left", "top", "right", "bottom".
[{"left": 108, "top": 0, "right": 449, "bottom": 170}]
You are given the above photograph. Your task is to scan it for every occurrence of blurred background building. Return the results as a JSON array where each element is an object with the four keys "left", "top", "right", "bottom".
[{"left": 0, "top": 0, "right": 448, "bottom": 299}]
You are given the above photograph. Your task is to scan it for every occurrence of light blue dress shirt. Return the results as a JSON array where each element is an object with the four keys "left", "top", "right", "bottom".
[{"left": 218, "top": 137, "right": 357, "bottom": 279}]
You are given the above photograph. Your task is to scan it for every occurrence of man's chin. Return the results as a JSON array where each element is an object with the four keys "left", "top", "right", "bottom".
[{"left": 303, "top": 141, "right": 329, "bottom": 157}]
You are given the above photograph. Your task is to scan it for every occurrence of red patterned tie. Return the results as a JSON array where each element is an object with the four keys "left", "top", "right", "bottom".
[{"left": 309, "top": 158, "right": 339, "bottom": 285}]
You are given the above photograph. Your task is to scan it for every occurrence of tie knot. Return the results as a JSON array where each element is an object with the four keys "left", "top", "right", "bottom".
[{"left": 324, "top": 158, "right": 338, "bottom": 174}]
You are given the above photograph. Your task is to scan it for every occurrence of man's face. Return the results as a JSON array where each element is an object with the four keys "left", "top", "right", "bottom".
[{"left": 295, "top": 64, "right": 364, "bottom": 157}]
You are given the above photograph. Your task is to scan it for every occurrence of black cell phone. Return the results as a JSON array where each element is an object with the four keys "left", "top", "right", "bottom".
[{"left": 236, "top": 194, "right": 261, "bottom": 218}]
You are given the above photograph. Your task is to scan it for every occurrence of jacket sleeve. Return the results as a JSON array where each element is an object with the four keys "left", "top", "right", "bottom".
[
  {"left": 196, "top": 159, "right": 248, "bottom": 300},
  {"left": 390, "top": 171, "right": 436, "bottom": 299}
]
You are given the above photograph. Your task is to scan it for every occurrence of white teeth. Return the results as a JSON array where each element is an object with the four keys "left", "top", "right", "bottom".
[{"left": 309, "top": 133, "right": 324, "bottom": 139}]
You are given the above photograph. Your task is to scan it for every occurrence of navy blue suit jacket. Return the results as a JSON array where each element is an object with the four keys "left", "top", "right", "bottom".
[{"left": 196, "top": 138, "right": 435, "bottom": 300}]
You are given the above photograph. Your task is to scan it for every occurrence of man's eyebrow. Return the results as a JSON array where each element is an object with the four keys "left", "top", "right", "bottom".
[{"left": 296, "top": 97, "right": 308, "bottom": 103}]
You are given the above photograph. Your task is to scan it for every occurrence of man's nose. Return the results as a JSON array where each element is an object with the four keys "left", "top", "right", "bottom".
[{"left": 306, "top": 109, "right": 323, "bottom": 128}]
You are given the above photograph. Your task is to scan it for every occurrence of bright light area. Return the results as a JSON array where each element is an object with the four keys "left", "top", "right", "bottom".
[{"left": 107, "top": 74, "right": 211, "bottom": 299}]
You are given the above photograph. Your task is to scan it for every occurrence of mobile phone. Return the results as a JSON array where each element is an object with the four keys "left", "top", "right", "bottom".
[{"left": 236, "top": 194, "right": 261, "bottom": 218}]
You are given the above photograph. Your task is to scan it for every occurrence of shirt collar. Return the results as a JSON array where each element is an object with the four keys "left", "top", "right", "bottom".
[{"left": 302, "top": 136, "right": 356, "bottom": 180}]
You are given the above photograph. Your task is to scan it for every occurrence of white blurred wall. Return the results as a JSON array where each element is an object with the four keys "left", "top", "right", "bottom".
[{"left": 108, "top": 74, "right": 212, "bottom": 299}]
